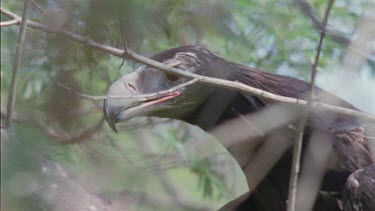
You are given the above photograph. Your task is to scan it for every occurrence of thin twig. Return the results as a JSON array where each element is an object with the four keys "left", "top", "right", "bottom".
[
  {"left": 119, "top": 23, "right": 129, "bottom": 69},
  {"left": 120, "top": 24, "right": 129, "bottom": 53},
  {"left": 48, "top": 105, "right": 100, "bottom": 120},
  {"left": 287, "top": 1, "right": 335, "bottom": 211},
  {"left": 1, "top": 7, "right": 374, "bottom": 122},
  {"left": 137, "top": 135, "right": 201, "bottom": 211},
  {"left": 57, "top": 78, "right": 198, "bottom": 101},
  {"left": 38, "top": 117, "right": 105, "bottom": 144},
  {"left": 294, "top": 0, "right": 375, "bottom": 61},
  {"left": 294, "top": 0, "right": 350, "bottom": 46},
  {"left": 5, "top": 0, "right": 30, "bottom": 127},
  {"left": 30, "top": 0, "right": 49, "bottom": 17},
  {"left": 0, "top": 19, "right": 18, "bottom": 26},
  {"left": 231, "top": 108, "right": 265, "bottom": 137}
]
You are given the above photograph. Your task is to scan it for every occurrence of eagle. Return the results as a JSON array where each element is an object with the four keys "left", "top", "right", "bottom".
[{"left": 103, "top": 46, "right": 375, "bottom": 210}]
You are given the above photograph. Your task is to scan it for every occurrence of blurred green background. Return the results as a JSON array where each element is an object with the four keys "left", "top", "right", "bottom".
[{"left": 1, "top": 0, "right": 374, "bottom": 210}]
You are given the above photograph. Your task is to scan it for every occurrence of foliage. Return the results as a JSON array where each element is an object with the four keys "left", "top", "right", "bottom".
[{"left": 1, "top": 0, "right": 373, "bottom": 210}]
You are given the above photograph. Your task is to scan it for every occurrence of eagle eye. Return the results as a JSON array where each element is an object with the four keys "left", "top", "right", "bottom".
[{"left": 164, "top": 72, "right": 180, "bottom": 83}]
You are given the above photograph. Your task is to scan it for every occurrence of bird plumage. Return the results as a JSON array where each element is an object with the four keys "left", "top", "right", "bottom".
[{"left": 104, "top": 46, "right": 375, "bottom": 210}]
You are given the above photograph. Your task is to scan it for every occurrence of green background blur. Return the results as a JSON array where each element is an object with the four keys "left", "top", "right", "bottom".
[{"left": 1, "top": 0, "right": 374, "bottom": 210}]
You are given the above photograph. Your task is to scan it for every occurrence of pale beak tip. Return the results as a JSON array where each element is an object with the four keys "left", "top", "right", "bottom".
[{"left": 103, "top": 99, "right": 118, "bottom": 133}]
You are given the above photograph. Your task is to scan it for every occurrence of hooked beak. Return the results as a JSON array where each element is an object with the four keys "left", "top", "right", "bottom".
[
  {"left": 103, "top": 73, "right": 180, "bottom": 132},
  {"left": 103, "top": 98, "right": 120, "bottom": 132},
  {"left": 103, "top": 92, "right": 180, "bottom": 132}
]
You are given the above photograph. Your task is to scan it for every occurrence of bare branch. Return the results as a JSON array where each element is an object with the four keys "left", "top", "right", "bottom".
[
  {"left": 294, "top": 0, "right": 375, "bottom": 62},
  {"left": 136, "top": 133, "right": 212, "bottom": 211},
  {"left": 1, "top": 7, "right": 374, "bottom": 122},
  {"left": 294, "top": 0, "right": 350, "bottom": 46},
  {"left": 120, "top": 24, "right": 129, "bottom": 53},
  {"left": 287, "top": 0, "right": 335, "bottom": 210},
  {"left": 295, "top": 132, "right": 332, "bottom": 210},
  {"left": 48, "top": 106, "right": 100, "bottom": 121},
  {"left": 244, "top": 130, "right": 293, "bottom": 194},
  {"left": 38, "top": 117, "right": 105, "bottom": 144},
  {"left": 57, "top": 78, "right": 199, "bottom": 100},
  {"left": 0, "top": 19, "right": 18, "bottom": 26},
  {"left": 30, "top": 0, "right": 49, "bottom": 17},
  {"left": 5, "top": 0, "right": 30, "bottom": 127},
  {"left": 119, "top": 23, "right": 129, "bottom": 70}
]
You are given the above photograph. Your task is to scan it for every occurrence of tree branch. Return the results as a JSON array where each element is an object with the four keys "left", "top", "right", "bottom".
[
  {"left": 0, "top": 19, "right": 19, "bottom": 26},
  {"left": 37, "top": 117, "right": 105, "bottom": 144},
  {"left": 1, "top": 7, "right": 374, "bottom": 122},
  {"left": 287, "top": 1, "right": 335, "bottom": 210},
  {"left": 57, "top": 78, "right": 198, "bottom": 101},
  {"left": 294, "top": 0, "right": 375, "bottom": 62},
  {"left": 5, "top": 0, "right": 30, "bottom": 127},
  {"left": 119, "top": 23, "right": 129, "bottom": 70},
  {"left": 294, "top": 0, "right": 350, "bottom": 46}
]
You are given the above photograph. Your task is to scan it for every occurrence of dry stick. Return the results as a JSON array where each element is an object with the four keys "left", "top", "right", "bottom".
[
  {"left": 286, "top": 0, "right": 335, "bottom": 211},
  {"left": 119, "top": 23, "right": 129, "bottom": 70},
  {"left": 5, "top": 0, "right": 30, "bottom": 127},
  {"left": 57, "top": 78, "right": 198, "bottom": 100},
  {"left": 29, "top": 0, "right": 49, "bottom": 17},
  {"left": 294, "top": 0, "right": 350, "bottom": 46},
  {"left": 37, "top": 117, "right": 105, "bottom": 144},
  {"left": 294, "top": 0, "right": 374, "bottom": 61},
  {"left": 295, "top": 132, "right": 332, "bottom": 210},
  {"left": 1, "top": 7, "right": 374, "bottom": 122},
  {"left": 245, "top": 131, "right": 293, "bottom": 193},
  {"left": 0, "top": 19, "right": 18, "bottom": 26},
  {"left": 137, "top": 135, "right": 206, "bottom": 211}
]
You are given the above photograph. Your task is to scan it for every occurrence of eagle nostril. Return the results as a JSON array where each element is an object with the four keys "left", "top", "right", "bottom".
[
  {"left": 127, "top": 82, "right": 137, "bottom": 93},
  {"left": 121, "top": 77, "right": 137, "bottom": 93}
]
